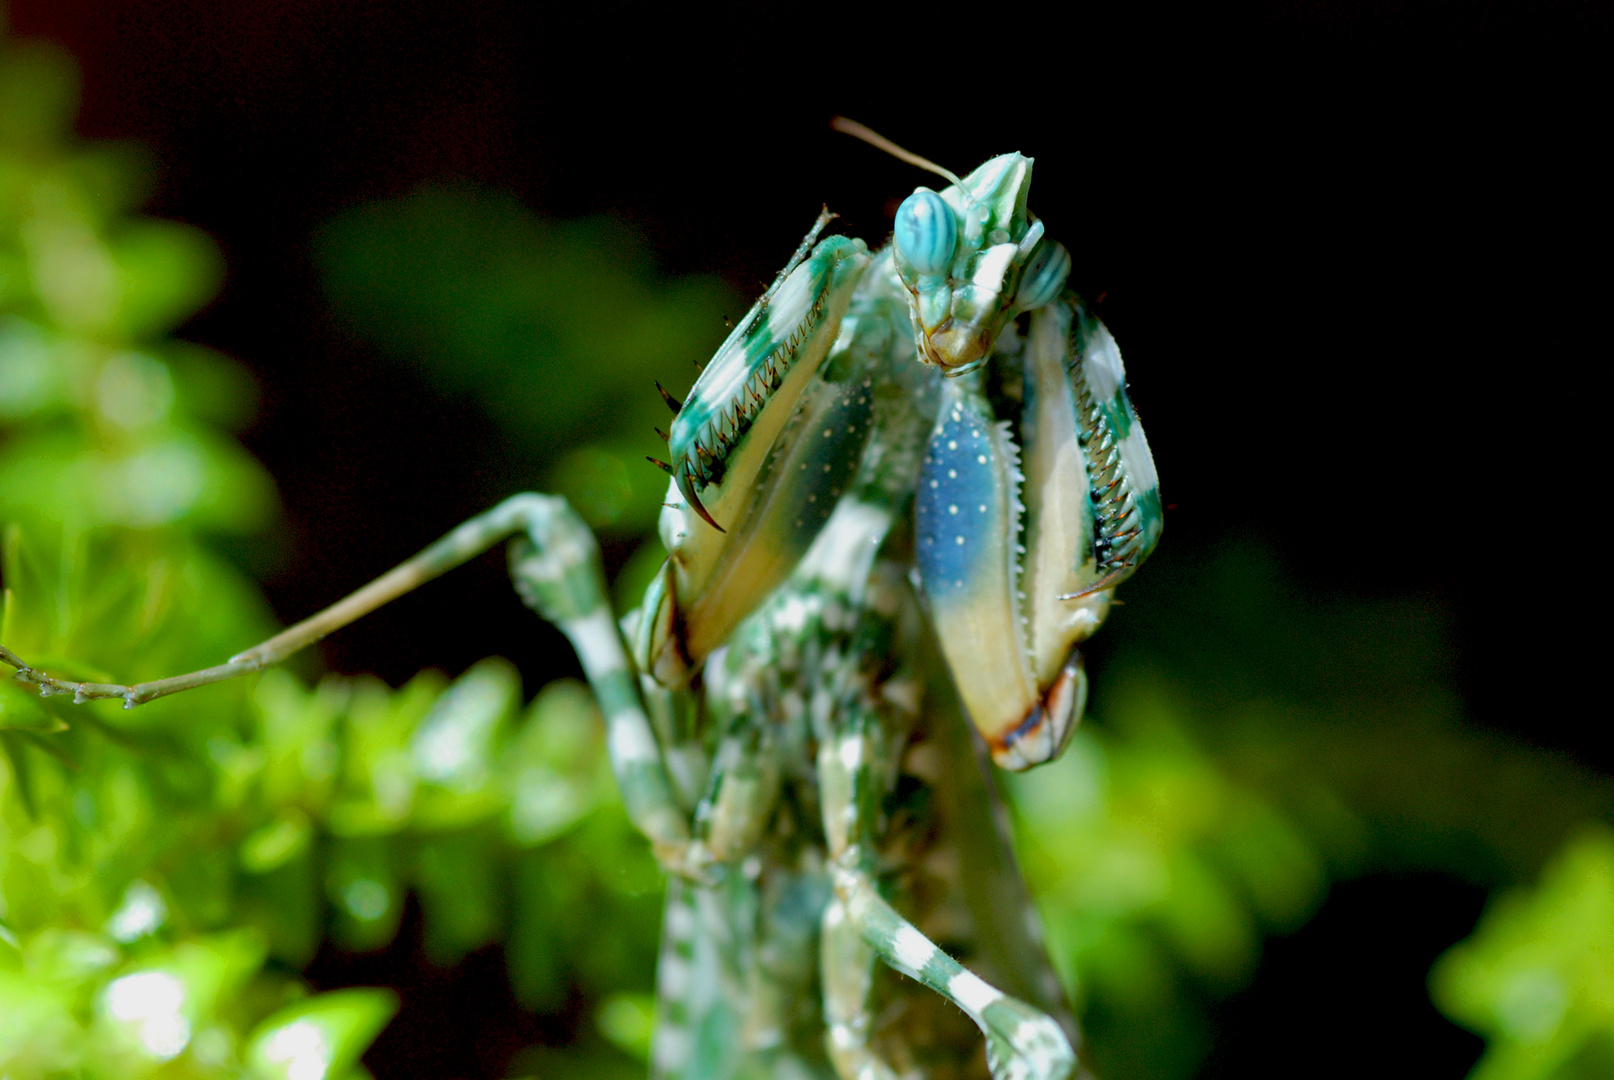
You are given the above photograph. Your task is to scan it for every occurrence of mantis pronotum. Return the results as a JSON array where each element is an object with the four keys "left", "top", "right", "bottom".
[{"left": 3, "top": 123, "right": 1162, "bottom": 1080}]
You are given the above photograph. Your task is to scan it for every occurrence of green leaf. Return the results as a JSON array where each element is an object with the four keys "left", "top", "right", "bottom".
[
  {"left": 109, "top": 219, "right": 222, "bottom": 339},
  {"left": 0, "top": 730, "right": 37, "bottom": 818},
  {"left": 327, "top": 673, "right": 440, "bottom": 836},
  {"left": 325, "top": 836, "right": 402, "bottom": 952},
  {"left": 410, "top": 657, "right": 520, "bottom": 827},
  {"left": 1431, "top": 828, "right": 1614, "bottom": 1080},
  {"left": 21, "top": 928, "right": 118, "bottom": 989},
  {"left": 94, "top": 932, "right": 269, "bottom": 1065},
  {"left": 0, "top": 316, "right": 65, "bottom": 421},
  {"left": 102, "top": 880, "right": 168, "bottom": 943},
  {"left": 415, "top": 827, "right": 502, "bottom": 964},
  {"left": 245, "top": 988, "right": 398, "bottom": 1080},
  {"left": 240, "top": 809, "right": 315, "bottom": 874},
  {"left": 236, "top": 845, "right": 321, "bottom": 969},
  {"left": 0, "top": 425, "right": 276, "bottom": 531},
  {"left": 0, "top": 970, "right": 78, "bottom": 1075},
  {"left": 502, "top": 679, "right": 610, "bottom": 847},
  {"left": 596, "top": 991, "right": 655, "bottom": 1062}
]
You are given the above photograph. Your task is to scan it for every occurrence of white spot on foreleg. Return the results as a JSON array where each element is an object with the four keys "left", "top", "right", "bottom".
[
  {"left": 1084, "top": 329, "right": 1125, "bottom": 403},
  {"left": 1119, "top": 424, "right": 1159, "bottom": 492}
]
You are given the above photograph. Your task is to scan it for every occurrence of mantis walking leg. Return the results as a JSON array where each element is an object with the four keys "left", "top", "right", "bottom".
[
  {"left": 818, "top": 703, "right": 907, "bottom": 1080},
  {"left": 819, "top": 701, "right": 1076, "bottom": 1080},
  {"left": 3, "top": 492, "right": 695, "bottom": 862},
  {"left": 5, "top": 494, "right": 559, "bottom": 705}
]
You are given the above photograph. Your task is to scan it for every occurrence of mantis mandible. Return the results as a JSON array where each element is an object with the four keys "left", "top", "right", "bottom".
[{"left": 2, "top": 120, "right": 1162, "bottom": 1080}]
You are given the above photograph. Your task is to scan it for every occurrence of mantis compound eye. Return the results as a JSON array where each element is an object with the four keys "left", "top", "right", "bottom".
[
  {"left": 894, "top": 189, "right": 957, "bottom": 278},
  {"left": 1016, "top": 239, "right": 1071, "bottom": 311}
]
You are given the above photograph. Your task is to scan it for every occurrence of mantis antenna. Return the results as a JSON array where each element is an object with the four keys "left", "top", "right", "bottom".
[{"left": 830, "top": 116, "right": 963, "bottom": 187}]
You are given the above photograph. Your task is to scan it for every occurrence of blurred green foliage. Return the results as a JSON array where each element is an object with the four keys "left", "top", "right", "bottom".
[
  {"left": 1010, "top": 699, "right": 1327, "bottom": 1079},
  {"left": 313, "top": 184, "right": 741, "bottom": 536},
  {"left": 0, "top": 26, "right": 657, "bottom": 1079},
  {"left": 0, "top": 29, "right": 403, "bottom": 1079},
  {"left": 1003, "top": 540, "right": 1614, "bottom": 1080},
  {"left": 1432, "top": 830, "right": 1614, "bottom": 1080},
  {"left": 4, "top": 17, "right": 1613, "bottom": 1080}
]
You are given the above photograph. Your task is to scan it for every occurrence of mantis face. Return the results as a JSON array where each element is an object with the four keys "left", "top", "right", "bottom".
[{"left": 891, "top": 153, "right": 1073, "bottom": 376}]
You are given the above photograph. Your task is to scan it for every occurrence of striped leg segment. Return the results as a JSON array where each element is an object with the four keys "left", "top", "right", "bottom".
[
  {"left": 821, "top": 890, "right": 903, "bottom": 1080},
  {"left": 811, "top": 702, "right": 895, "bottom": 1080},
  {"left": 650, "top": 879, "right": 720, "bottom": 1079},
  {"left": 831, "top": 865, "right": 1074, "bottom": 1080},
  {"left": 818, "top": 712, "right": 1075, "bottom": 1080}
]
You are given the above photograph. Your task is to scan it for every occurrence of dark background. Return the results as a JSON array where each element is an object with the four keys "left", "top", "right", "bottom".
[{"left": 8, "top": 1, "right": 1602, "bottom": 1076}]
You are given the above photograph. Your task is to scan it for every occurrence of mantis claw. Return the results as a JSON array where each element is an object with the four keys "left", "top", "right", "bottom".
[{"left": 677, "top": 472, "right": 726, "bottom": 534}]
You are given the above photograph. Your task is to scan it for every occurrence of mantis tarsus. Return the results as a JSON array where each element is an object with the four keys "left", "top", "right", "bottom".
[{"left": 3, "top": 122, "right": 1162, "bottom": 1080}]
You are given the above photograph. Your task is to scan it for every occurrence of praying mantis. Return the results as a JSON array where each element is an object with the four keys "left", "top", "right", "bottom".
[{"left": 1, "top": 121, "right": 1161, "bottom": 1080}]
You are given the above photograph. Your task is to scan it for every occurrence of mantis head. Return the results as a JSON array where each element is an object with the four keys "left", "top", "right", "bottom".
[{"left": 891, "top": 153, "right": 1072, "bottom": 376}]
